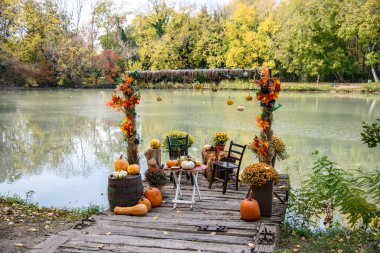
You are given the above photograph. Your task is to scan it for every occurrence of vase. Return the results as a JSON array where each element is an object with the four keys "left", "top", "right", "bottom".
[
  {"left": 216, "top": 144, "right": 225, "bottom": 151},
  {"left": 251, "top": 181, "right": 274, "bottom": 217}
]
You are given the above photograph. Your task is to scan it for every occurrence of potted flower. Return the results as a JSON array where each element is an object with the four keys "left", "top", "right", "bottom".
[
  {"left": 212, "top": 132, "right": 229, "bottom": 151},
  {"left": 162, "top": 131, "right": 195, "bottom": 153},
  {"left": 144, "top": 168, "right": 167, "bottom": 192},
  {"left": 240, "top": 162, "right": 279, "bottom": 217}
]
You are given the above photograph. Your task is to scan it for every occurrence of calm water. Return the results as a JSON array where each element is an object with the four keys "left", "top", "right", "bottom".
[{"left": 0, "top": 89, "right": 379, "bottom": 208}]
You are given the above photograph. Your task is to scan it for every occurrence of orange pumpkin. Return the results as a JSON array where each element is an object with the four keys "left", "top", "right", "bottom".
[
  {"left": 138, "top": 197, "right": 152, "bottom": 212},
  {"left": 240, "top": 198, "right": 260, "bottom": 221},
  {"left": 144, "top": 187, "right": 162, "bottom": 207},
  {"left": 166, "top": 160, "right": 177, "bottom": 168},
  {"left": 127, "top": 164, "right": 140, "bottom": 175},
  {"left": 245, "top": 93, "right": 253, "bottom": 101},
  {"left": 114, "top": 155, "right": 129, "bottom": 171}
]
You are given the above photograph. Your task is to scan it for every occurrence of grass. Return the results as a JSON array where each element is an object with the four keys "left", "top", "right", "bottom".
[
  {"left": 363, "top": 83, "right": 380, "bottom": 93},
  {"left": 276, "top": 222, "right": 378, "bottom": 253},
  {"left": 0, "top": 193, "right": 105, "bottom": 223}
]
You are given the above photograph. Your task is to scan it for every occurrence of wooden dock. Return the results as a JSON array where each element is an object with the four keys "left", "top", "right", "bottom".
[{"left": 30, "top": 175, "right": 288, "bottom": 253}]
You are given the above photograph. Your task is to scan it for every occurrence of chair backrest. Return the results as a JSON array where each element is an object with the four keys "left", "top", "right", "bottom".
[
  {"left": 167, "top": 134, "right": 189, "bottom": 159},
  {"left": 226, "top": 141, "right": 247, "bottom": 169}
]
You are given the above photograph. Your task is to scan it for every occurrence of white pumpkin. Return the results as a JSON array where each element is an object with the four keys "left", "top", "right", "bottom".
[
  {"left": 112, "top": 170, "right": 128, "bottom": 179},
  {"left": 204, "top": 144, "right": 212, "bottom": 151},
  {"left": 181, "top": 161, "right": 195, "bottom": 170},
  {"left": 237, "top": 105, "right": 245, "bottom": 112}
]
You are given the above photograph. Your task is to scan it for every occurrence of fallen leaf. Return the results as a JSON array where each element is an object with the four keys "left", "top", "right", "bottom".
[
  {"left": 44, "top": 225, "right": 50, "bottom": 229},
  {"left": 295, "top": 245, "right": 300, "bottom": 248},
  {"left": 28, "top": 228, "right": 38, "bottom": 232},
  {"left": 105, "top": 232, "right": 112, "bottom": 235},
  {"left": 8, "top": 222, "right": 14, "bottom": 225},
  {"left": 248, "top": 243, "right": 255, "bottom": 247},
  {"left": 337, "top": 250, "right": 343, "bottom": 253},
  {"left": 97, "top": 244, "right": 105, "bottom": 249},
  {"left": 163, "top": 231, "right": 169, "bottom": 235},
  {"left": 153, "top": 216, "right": 158, "bottom": 220},
  {"left": 293, "top": 249, "right": 299, "bottom": 252},
  {"left": 162, "top": 201, "right": 166, "bottom": 203},
  {"left": 176, "top": 210, "right": 181, "bottom": 213},
  {"left": 15, "top": 243, "right": 23, "bottom": 247},
  {"left": 210, "top": 232, "right": 216, "bottom": 235},
  {"left": 45, "top": 221, "right": 51, "bottom": 224}
]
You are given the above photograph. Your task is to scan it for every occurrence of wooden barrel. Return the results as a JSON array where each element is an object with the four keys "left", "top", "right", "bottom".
[{"left": 108, "top": 174, "right": 144, "bottom": 211}]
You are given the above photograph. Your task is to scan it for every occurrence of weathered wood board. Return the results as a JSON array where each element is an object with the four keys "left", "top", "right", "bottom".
[{"left": 29, "top": 174, "right": 289, "bottom": 253}]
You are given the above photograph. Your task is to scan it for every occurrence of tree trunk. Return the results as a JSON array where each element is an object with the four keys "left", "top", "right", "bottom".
[
  {"left": 126, "top": 110, "right": 139, "bottom": 165},
  {"left": 370, "top": 65, "right": 379, "bottom": 82}
]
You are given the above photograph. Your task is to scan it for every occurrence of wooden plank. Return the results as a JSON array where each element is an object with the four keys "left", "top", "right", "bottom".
[
  {"left": 67, "top": 234, "right": 252, "bottom": 253},
  {"left": 29, "top": 235, "right": 71, "bottom": 253}
]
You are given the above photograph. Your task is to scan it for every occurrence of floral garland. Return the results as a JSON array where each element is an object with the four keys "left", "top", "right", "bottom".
[
  {"left": 251, "top": 66, "right": 281, "bottom": 161},
  {"left": 106, "top": 74, "right": 141, "bottom": 164}
]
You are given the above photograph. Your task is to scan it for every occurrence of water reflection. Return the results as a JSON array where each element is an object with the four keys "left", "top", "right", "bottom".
[{"left": 0, "top": 89, "right": 379, "bottom": 207}]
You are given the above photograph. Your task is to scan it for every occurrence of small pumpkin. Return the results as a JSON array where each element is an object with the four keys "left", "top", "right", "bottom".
[
  {"left": 237, "top": 105, "right": 245, "bottom": 112},
  {"left": 195, "top": 161, "right": 202, "bottom": 166},
  {"left": 138, "top": 197, "right": 152, "bottom": 212},
  {"left": 245, "top": 93, "right": 253, "bottom": 101},
  {"left": 240, "top": 198, "right": 260, "bottom": 221},
  {"left": 226, "top": 97, "right": 234, "bottom": 106},
  {"left": 181, "top": 160, "right": 195, "bottom": 170},
  {"left": 114, "top": 204, "right": 148, "bottom": 216},
  {"left": 127, "top": 164, "right": 140, "bottom": 175},
  {"left": 144, "top": 187, "right": 162, "bottom": 207},
  {"left": 204, "top": 144, "right": 212, "bottom": 151},
  {"left": 114, "top": 155, "right": 129, "bottom": 171},
  {"left": 156, "top": 95, "right": 162, "bottom": 101},
  {"left": 112, "top": 170, "right": 128, "bottom": 179},
  {"left": 150, "top": 139, "right": 161, "bottom": 149}
]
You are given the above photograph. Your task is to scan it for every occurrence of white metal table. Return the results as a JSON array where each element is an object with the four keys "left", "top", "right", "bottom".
[{"left": 166, "top": 165, "right": 207, "bottom": 209}]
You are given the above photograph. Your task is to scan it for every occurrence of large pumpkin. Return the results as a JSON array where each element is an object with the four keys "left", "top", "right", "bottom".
[
  {"left": 240, "top": 198, "right": 260, "bottom": 221},
  {"left": 114, "top": 155, "right": 129, "bottom": 171},
  {"left": 144, "top": 187, "right": 162, "bottom": 207},
  {"left": 150, "top": 139, "right": 161, "bottom": 149},
  {"left": 127, "top": 164, "right": 140, "bottom": 175}
]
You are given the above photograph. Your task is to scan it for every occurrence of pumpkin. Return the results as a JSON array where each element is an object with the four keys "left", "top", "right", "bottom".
[
  {"left": 226, "top": 97, "right": 234, "bottom": 106},
  {"left": 114, "top": 204, "right": 148, "bottom": 216},
  {"left": 237, "top": 105, "right": 245, "bottom": 112},
  {"left": 240, "top": 198, "right": 260, "bottom": 221},
  {"left": 114, "top": 155, "right": 129, "bottom": 171},
  {"left": 195, "top": 161, "right": 202, "bottom": 166},
  {"left": 204, "top": 144, "right": 212, "bottom": 151},
  {"left": 144, "top": 187, "right": 162, "bottom": 207},
  {"left": 181, "top": 160, "right": 195, "bottom": 170},
  {"left": 127, "top": 164, "right": 140, "bottom": 175},
  {"left": 156, "top": 95, "right": 162, "bottom": 101},
  {"left": 245, "top": 93, "right": 253, "bottom": 101},
  {"left": 138, "top": 197, "right": 152, "bottom": 212},
  {"left": 112, "top": 170, "right": 128, "bottom": 179},
  {"left": 150, "top": 139, "right": 161, "bottom": 149},
  {"left": 166, "top": 160, "right": 177, "bottom": 168}
]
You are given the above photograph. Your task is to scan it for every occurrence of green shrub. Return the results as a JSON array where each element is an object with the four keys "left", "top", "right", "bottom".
[
  {"left": 144, "top": 168, "right": 167, "bottom": 187},
  {"left": 162, "top": 131, "right": 195, "bottom": 153}
]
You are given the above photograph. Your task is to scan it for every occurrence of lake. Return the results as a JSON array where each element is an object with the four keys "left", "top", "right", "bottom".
[{"left": 0, "top": 89, "right": 379, "bottom": 208}]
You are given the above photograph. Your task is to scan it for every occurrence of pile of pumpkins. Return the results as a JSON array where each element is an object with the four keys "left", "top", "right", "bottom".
[
  {"left": 114, "top": 187, "right": 162, "bottom": 216},
  {"left": 166, "top": 156, "right": 201, "bottom": 170},
  {"left": 112, "top": 155, "right": 140, "bottom": 179}
]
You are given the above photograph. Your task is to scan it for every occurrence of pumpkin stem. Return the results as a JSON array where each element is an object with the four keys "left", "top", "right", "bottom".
[{"left": 120, "top": 154, "right": 123, "bottom": 160}]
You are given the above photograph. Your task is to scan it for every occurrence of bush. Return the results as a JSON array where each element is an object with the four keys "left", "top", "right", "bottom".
[
  {"left": 162, "top": 131, "right": 195, "bottom": 153},
  {"left": 144, "top": 168, "right": 167, "bottom": 187}
]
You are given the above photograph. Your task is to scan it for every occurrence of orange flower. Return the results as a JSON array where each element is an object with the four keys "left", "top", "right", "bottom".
[
  {"left": 256, "top": 114, "right": 270, "bottom": 129},
  {"left": 106, "top": 93, "right": 125, "bottom": 111}
]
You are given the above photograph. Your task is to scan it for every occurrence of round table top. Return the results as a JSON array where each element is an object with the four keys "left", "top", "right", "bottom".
[{"left": 164, "top": 164, "right": 207, "bottom": 173}]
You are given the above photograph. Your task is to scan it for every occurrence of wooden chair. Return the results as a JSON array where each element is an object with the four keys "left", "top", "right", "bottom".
[
  {"left": 167, "top": 134, "right": 194, "bottom": 185},
  {"left": 208, "top": 141, "right": 247, "bottom": 194}
]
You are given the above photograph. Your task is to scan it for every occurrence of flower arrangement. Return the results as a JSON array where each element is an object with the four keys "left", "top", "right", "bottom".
[
  {"left": 240, "top": 162, "right": 279, "bottom": 188},
  {"left": 162, "top": 131, "right": 195, "bottom": 153},
  {"left": 249, "top": 135, "right": 289, "bottom": 161},
  {"left": 212, "top": 132, "right": 229, "bottom": 145},
  {"left": 106, "top": 73, "right": 141, "bottom": 164},
  {"left": 251, "top": 66, "right": 282, "bottom": 164},
  {"left": 144, "top": 168, "right": 167, "bottom": 188}
]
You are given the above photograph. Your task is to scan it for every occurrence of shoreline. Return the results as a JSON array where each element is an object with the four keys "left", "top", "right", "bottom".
[{"left": 1, "top": 82, "right": 380, "bottom": 94}]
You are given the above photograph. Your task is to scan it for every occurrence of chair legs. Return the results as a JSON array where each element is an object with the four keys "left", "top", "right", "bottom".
[
  {"left": 223, "top": 169, "right": 228, "bottom": 194},
  {"left": 208, "top": 163, "right": 216, "bottom": 189}
]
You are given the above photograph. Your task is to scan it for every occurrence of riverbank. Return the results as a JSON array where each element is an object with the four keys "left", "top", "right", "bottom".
[
  {"left": 1, "top": 82, "right": 380, "bottom": 93},
  {"left": 0, "top": 195, "right": 102, "bottom": 252}
]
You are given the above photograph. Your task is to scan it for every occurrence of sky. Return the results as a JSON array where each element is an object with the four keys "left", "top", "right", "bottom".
[{"left": 70, "top": 0, "right": 231, "bottom": 26}]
